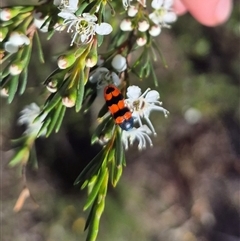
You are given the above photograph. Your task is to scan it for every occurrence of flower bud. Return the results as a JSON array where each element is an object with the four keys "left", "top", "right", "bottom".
[
  {"left": 120, "top": 19, "right": 133, "bottom": 31},
  {"left": 0, "top": 27, "right": 8, "bottom": 42},
  {"left": 46, "top": 80, "right": 58, "bottom": 93},
  {"left": 0, "top": 88, "right": 9, "bottom": 97},
  {"left": 9, "top": 61, "right": 24, "bottom": 75},
  {"left": 85, "top": 56, "right": 97, "bottom": 68},
  {"left": 62, "top": 89, "right": 77, "bottom": 108},
  {"left": 57, "top": 53, "right": 76, "bottom": 69},
  {"left": 85, "top": 39, "right": 98, "bottom": 68},
  {"left": 138, "top": 20, "right": 150, "bottom": 32},
  {"left": 136, "top": 36, "right": 147, "bottom": 46},
  {"left": 149, "top": 25, "right": 161, "bottom": 37},
  {"left": 111, "top": 54, "right": 127, "bottom": 72},
  {"left": 0, "top": 8, "right": 18, "bottom": 21},
  {"left": 0, "top": 6, "right": 33, "bottom": 21},
  {"left": 127, "top": 6, "right": 138, "bottom": 17}
]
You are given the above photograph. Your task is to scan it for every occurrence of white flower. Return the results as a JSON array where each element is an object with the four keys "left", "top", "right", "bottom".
[
  {"left": 125, "top": 85, "right": 169, "bottom": 135},
  {"left": 4, "top": 32, "right": 30, "bottom": 54},
  {"left": 18, "top": 103, "right": 46, "bottom": 136},
  {"left": 111, "top": 54, "right": 127, "bottom": 72},
  {"left": 58, "top": 12, "right": 112, "bottom": 45},
  {"left": 122, "top": 125, "right": 153, "bottom": 150},
  {"left": 149, "top": 0, "right": 177, "bottom": 28},
  {"left": 89, "top": 67, "right": 121, "bottom": 88}
]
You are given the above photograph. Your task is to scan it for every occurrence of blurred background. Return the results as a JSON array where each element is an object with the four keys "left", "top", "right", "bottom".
[{"left": 1, "top": 1, "right": 240, "bottom": 241}]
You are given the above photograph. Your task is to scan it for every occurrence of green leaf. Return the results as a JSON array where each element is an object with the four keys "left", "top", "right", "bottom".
[
  {"left": 97, "top": 34, "right": 104, "bottom": 47},
  {"left": 0, "top": 76, "right": 10, "bottom": 88},
  {"left": 91, "top": 115, "right": 112, "bottom": 144},
  {"left": 75, "top": 44, "right": 90, "bottom": 58},
  {"left": 46, "top": 103, "right": 64, "bottom": 137},
  {"left": 37, "top": 116, "right": 51, "bottom": 138},
  {"left": 86, "top": 170, "right": 108, "bottom": 241},
  {"left": 150, "top": 62, "right": 159, "bottom": 87},
  {"left": 83, "top": 91, "right": 97, "bottom": 113},
  {"left": 115, "top": 129, "right": 125, "bottom": 167},
  {"left": 35, "top": 31, "right": 45, "bottom": 63},
  {"left": 11, "top": 136, "right": 28, "bottom": 147},
  {"left": 1, "top": 64, "right": 11, "bottom": 79},
  {"left": 9, "top": 146, "right": 29, "bottom": 167},
  {"left": 29, "top": 144, "right": 38, "bottom": 169},
  {"left": 84, "top": 0, "right": 99, "bottom": 15},
  {"left": 42, "top": 92, "right": 61, "bottom": 114},
  {"left": 74, "top": 148, "right": 105, "bottom": 185},
  {"left": 87, "top": 175, "right": 98, "bottom": 193},
  {"left": 112, "top": 165, "right": 122, "bottom": 187},
  {"left": 55, "top": 105, "right": 66, "bottom": 133},
  {"left": 83, "top": 167, "right": 107, "bottom": 210},
  {"left": 43, "top": 68, "right": 65, "bottom": 85},
  {"left": 152, "top": 40, "right": 168, "bottom": 68},
  {"left": 47, "top": 29, "right": 56, "bottom": 40},
  {"left": 8, "top": 75, "right": 19, "bottom": 103},
  {"left": 84, "top": 198, "right": 98, "bottom": 231},
  {"left": 109, "top": 150, "right": 117, "bottom": 186},
  {"left": 75, "top": 71, "right": 85, "bottom": 112},
  {"left": 19, "top": 67, "right": 28, "bottom": 95},
  {"left": 75, "top": 1, "right": 89, "bottom": 15},
  {"left": 109, "top": 133, "right": 124, "bottom": 186},
  {"left": 97, "top": 103, "right": 109, "bottom": 118}
]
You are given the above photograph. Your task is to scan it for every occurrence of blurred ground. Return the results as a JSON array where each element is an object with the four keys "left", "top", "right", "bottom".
[{"left": 1, "top": 1, "right": 240, "bottom": 241}]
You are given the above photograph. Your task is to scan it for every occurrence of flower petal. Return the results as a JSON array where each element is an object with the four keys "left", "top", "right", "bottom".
[
  {"left": 163, "top": 12, "right": 177, "bottom": 23},
  {"left": 95, "top": 23, "right": 113, "bottom": 35},
  {"left": 58, "top": 10, "right": 76, "bottom": 19},
  {"left": 145, "top": 90, "right": 160, "bottom": 102},
  {"left": 82, "top": 13, "right": 97, "bottom": 22},
  {"left": 4, "top": 42, "right": 18, "bottom": 53},
  {"left": 151, "top": 0, "right": 164, "bottom": 9},
  {"left": 111, "top": 54, "right": 127, "bottom": 72},
  {"left": 126, "top": 85, "right": 142, "bottom": 99},
  {"left": 163, "top": 0, "right": 174, "bottom": 8}
]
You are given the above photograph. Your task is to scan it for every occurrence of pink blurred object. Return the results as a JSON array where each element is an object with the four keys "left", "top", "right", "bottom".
[{"left": 173, "top": 0, "right": 233, "bottom": 26}]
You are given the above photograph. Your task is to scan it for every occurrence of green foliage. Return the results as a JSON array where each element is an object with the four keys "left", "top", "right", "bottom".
[
  {"left": 74, "top": 127, "right": 126, "bottom": 241},
  {"left": 5, "top": 1, "right": 237, "bottom": 241}
]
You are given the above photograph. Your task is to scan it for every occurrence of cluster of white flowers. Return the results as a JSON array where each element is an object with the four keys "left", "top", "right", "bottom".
[
  {"left": 54, "top": 0, "right": 112, "bottom": 46},
  {"left": 120, "top": 0, "right": 177, "bottom": 43},
  {"left": 121, "top": 85, "right": 169, "bottom": 150}
]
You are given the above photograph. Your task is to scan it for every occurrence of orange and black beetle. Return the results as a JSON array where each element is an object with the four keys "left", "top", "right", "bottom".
[{"left": 104, "top": 84, "right": 134, "bottom": 131}]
